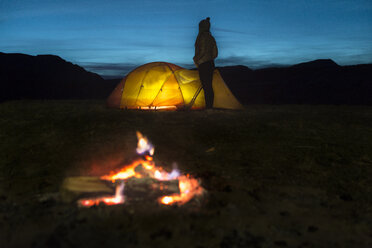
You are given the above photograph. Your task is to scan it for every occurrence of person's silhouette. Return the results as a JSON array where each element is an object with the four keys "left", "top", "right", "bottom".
[{"left": 193, "top": 17, "right": 218, "bottom": 109}]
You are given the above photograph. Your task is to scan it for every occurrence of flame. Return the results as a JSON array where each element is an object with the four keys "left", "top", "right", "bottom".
[
  {"left": 159, "top": 175, "right": 203, "bottom": 205},
  {"left": 161, "top": 196, "right": 173, "bottom": 205},
  {"left": 136, "top": 131, "right": 154, "bottom": 156},
  {"left": 100, "top": 158, "right": 147, "bottom": 181},
  {"left": 80, "top": 131, "right": 204, "bottom": 207}
]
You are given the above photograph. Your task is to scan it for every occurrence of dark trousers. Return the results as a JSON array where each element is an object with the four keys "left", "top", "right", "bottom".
[{"left": 198, "top": 61, "right": 215, "bottom": 109}]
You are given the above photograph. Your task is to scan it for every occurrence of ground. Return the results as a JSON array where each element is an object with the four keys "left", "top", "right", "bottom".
[{"left": 0, "top": 100, "right": 372, "bottom": 248}]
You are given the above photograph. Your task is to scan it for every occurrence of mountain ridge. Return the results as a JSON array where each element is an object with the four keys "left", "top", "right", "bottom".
[{"left": 1, "top": 52, "right": 371, "bottom": 104}]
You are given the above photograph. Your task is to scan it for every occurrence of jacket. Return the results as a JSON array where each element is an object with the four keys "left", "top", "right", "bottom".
[{"left": 193, "top": 18, "right": 218, "bottom": 67}]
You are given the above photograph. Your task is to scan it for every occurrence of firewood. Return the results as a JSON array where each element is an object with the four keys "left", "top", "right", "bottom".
[
  {"left": 124, "top": 177, "right": 180, "bottom": 201},
  {"left": 60, "top": 176, "right": 180, "bottom": 204},
  {"left": 60, "top": 176, "right": 115, "bottom": 203}
]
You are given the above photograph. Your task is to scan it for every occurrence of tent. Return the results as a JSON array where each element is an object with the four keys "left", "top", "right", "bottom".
[{"left": 107, "top": 62, "right": 243, "bottom": 110}]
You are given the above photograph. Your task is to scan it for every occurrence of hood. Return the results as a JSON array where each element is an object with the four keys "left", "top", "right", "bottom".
[{"left": 198, "top": 17, "right": 210, "bottom": 33}]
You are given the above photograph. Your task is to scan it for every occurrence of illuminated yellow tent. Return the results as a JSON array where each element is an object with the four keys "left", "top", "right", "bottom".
[{"left": 107, "top": 62, "right": 243, "bottom": 110}]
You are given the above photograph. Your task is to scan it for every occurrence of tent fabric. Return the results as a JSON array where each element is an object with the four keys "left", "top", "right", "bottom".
[{"left": 107, "top": 62, "right": 243, "bottom": 110}]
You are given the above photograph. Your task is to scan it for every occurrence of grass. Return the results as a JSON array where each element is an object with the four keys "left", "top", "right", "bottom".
[{"left": 1, "top": 100, "right": 372, "bottom": 247}]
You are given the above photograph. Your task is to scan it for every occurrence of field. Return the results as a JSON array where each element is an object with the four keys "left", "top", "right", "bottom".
[{"left": 1, "top": 100, "right": 372, "bottom": 247}]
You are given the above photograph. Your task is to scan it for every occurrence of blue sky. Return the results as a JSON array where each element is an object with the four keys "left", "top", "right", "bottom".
[{"left": 1, "top": 0, "right": 372, "bottom": 78}]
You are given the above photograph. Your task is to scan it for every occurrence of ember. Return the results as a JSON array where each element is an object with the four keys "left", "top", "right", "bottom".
[{"left": 75, "top": 132, "right": 204, "bottom": 207}]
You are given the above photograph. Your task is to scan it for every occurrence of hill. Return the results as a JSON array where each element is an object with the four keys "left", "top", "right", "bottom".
[
  {"left": 0, "top": 52, "right": 117, "bottom": 102},
  {"left": 218, "top": 60, "right": 372, "bottom": 105}
]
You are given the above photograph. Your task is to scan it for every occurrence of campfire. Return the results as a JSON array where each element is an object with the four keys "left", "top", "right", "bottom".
[{"left": 61, "top": 132, "right": 204, "bottom": 207}]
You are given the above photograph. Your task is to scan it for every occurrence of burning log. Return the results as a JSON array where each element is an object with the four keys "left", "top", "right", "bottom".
[
  {"left": 60, "top": 176, "right": 180, "bottom": 204},
  {"left": 60, "top": 176, "right": 115, "bottom": 203},
  {"left": 124, "top": 177, "right": 180, "bottom": 201}
]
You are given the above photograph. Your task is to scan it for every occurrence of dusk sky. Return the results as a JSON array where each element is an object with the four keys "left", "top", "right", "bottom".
[{"left": 1, "top": 0, "right": 372, "bottom": 78}]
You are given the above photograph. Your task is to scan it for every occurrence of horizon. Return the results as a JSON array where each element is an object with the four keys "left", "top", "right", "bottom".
[
  {"left": 1, "top": 0, "right": 372, "bottom": 78},
  {"left": 2, "top": 51, "right": 371, "bottom": 79}
]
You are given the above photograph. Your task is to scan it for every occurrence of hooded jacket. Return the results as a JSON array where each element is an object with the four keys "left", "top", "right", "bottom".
[{"left": 193, "top": 18, "right": 218, "bottom": 67}]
